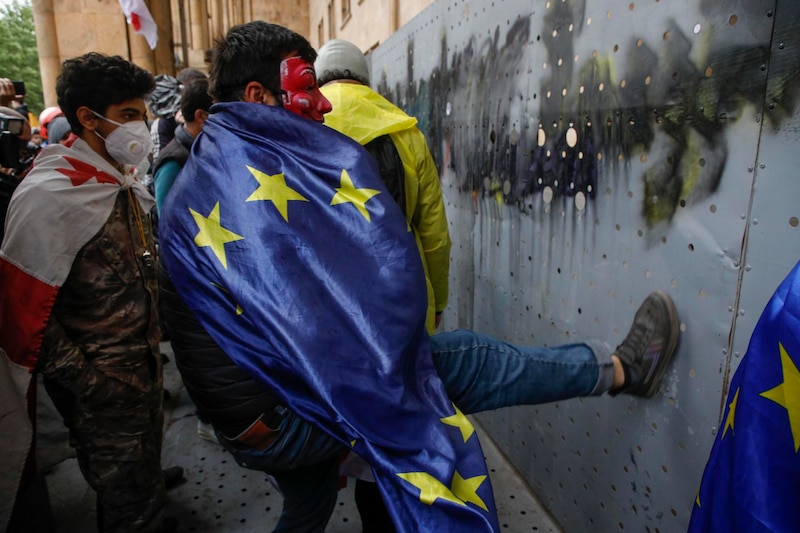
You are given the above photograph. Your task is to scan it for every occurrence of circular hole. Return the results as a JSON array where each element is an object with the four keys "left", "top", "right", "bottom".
[
  {"left": 729, "top": 14, "right": 738, "bottom": 25},
  {"left": 710, "top": 204, "right": 717, "bottom": 213},
  {"left": 688, "top": 243, "right": 695, "bottom": 251},
  {"left": 663, "top": 31, "right": 670, "bottom": 40},
  {"left": 790, "top": 216, "right": 799, "bottom": 227}
]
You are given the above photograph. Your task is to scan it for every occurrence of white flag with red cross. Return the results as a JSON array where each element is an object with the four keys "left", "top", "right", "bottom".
[{"left": 119, "top": 0, "right": 158, "bottom": 49}]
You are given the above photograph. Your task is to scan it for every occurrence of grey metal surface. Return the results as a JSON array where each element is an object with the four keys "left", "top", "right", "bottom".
[{"left": 370, "top": 0, "right": 800, "bottom": 531}]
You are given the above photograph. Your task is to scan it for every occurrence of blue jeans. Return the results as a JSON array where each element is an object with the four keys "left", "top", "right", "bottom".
[{"left": 218, "top": 329, "right": 615, "bottom": 532}]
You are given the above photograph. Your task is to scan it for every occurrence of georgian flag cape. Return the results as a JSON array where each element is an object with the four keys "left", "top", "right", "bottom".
[{"left": 0, "top": 138, "right": 153, "bottom": 526}]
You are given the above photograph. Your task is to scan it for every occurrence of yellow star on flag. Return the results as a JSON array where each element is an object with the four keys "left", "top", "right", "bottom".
[
  {"left": 451, "top": 471, "right": 488, "bottom": 511},
  {"left": 246, "top": 165, "right": 308, "bottom": 222},
  {"left": 721, "top": 387, "right": 740, "bottom": 439},
  {"left": 397, "top": 472, "right": 464, "bottom": 507},
  {"left": 210, "top": 281, "right": 243, "bottom": 315},
  {"left": 441, "top": 405, "right": 475, "bottom": 442},
  {"left": 190, "top": 202, "right": 244, "bottom": 269},
  {"left": 759, "top": 342, "right": 800, "bottom": 452},
  {"left": 330, "top": 169, "right": 381, "bottom": 222}
]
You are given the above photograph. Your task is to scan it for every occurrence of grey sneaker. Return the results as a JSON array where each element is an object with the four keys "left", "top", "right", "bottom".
[{"left": 611, "top": 291, "right": 679, "bottom": 398}]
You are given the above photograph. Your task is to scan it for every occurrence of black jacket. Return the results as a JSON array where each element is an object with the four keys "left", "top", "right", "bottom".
[{"left": 158, "top": 263, "right": 281, "bottom": 436}]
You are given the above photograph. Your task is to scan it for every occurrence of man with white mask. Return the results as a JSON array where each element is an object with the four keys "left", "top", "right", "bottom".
[{"left": 0, "top": 52, "right": 179, "bottom": 532}]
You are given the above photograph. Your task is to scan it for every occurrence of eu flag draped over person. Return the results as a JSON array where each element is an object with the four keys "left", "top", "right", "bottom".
[
  {"left": 689, "top": 260, "right": 800, "bottom": 532},
  {"left": 159, "top": 102, "right": 498, "bottom": 530}
]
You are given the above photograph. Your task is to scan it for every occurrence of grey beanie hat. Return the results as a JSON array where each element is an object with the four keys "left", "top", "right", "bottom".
[
  {"left": 46, "top": 116, "right": 72, "bottom": 143},
  {"left": 315, "top": 39, "right": 370, "bottom": 87}
]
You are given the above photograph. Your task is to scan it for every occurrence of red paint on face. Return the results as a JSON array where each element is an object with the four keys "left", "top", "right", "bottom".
[{"left": 279, "top": 57, "right": 332, "bottom": 122}]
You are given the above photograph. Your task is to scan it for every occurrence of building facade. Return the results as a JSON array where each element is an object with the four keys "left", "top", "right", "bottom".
[{"left": 33, "top": 0, "right": 433, "bottom": 107}]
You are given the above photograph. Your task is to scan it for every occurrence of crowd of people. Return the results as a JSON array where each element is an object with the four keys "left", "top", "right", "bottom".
[{"left": 0, "top": 21, "right": 679, "bottom": 533}]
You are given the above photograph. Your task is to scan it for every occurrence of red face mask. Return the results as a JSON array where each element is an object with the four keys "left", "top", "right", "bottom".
[{"left": 279, "top": 56, "right": 332, "bottom": 122}]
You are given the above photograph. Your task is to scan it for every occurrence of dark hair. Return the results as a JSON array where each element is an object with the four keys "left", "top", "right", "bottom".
[
  {"left": 180, "top": 79, "right": 213, "bottom": 123},
  {"left": 176, "top": 67, "right": 206, "bottom": 85},
  {"left": 56, "top": 52, "right": 154, "bottom": 135},
  {"left": 207, "top": 21, "right": 316, "bottom": 102},
  {"left": 317, "top": 68, "right": 369, "bottom": 87}
]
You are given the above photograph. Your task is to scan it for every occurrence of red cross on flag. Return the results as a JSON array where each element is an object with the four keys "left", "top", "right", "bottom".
[{"left": 119, "top": 0, "right": 158, "bottom": 49}]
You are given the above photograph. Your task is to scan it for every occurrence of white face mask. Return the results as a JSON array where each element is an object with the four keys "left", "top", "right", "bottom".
[{"left": 92, "top": 111, "right": 153, "bottom": 167}]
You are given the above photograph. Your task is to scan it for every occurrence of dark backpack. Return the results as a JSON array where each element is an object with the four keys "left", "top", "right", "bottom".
[{"left": 364, "top": 134, "right": 406, "bottom": 215}]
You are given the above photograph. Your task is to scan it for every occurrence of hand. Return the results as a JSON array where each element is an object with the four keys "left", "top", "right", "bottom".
[{"left": 0, "top": 78, "right": 14, "bottom": 106}]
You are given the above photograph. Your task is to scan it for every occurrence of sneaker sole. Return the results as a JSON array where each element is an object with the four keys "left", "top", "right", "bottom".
[{"left": 641, "top": 290, "right": 680, "bottom": 398}]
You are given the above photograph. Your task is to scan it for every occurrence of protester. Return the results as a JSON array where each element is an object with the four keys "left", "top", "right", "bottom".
[
  {"left": 316, "top": 38, "right": 451, "bottom": 336},
  {"left": 152, "top": 77, "right": 212, "bottom": 214},
  {"left": 0, "top": 52, "right": 181, "bottom": 533},
  {"left": 689, "top": 259, "right": 800, "bottom": 532},
  {"left": 159, "top": 21, "right": 679, "bottom": 532},
  {"left": 45, "top": 115, "right": 72, "bottom": 145},
  {"left": 0, "top": 104, "right": 38, "bottom": 242},
  {"left": 37, "top": 105, "right": 64, "bottom": 145},
  {"left": 315, "top": 37, "right": 455, "bottom": 529},
  {"left": 147, "top": 68, "right": 207, "bottom": 160}
]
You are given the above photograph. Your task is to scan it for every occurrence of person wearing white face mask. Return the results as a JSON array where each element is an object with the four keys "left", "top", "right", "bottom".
[
  {"left": 0, "top": 52, "right": 180, "bottom": 533},
  {"left": 90, "top": 109, "right": 153, "bottom": 168}
]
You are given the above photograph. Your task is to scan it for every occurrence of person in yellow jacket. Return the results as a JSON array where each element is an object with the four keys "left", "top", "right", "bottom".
[{"left": 315, "top": 38, "right": 451, "bottom": 337}]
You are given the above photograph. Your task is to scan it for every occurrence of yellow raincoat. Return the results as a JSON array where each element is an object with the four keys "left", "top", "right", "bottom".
[{"left": 321, "top": 82, "right": 451, "bottom": 334}]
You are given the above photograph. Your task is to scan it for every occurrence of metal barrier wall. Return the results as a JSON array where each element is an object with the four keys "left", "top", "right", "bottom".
[{"left": 369, "top": 0, "right": 800, "bottom": 531}]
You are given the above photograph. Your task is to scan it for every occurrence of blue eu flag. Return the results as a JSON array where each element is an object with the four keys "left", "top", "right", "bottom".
[
  {"left": 160, "top": 102, "right": 498, "bottom": 530},
  {"left": 689, "top": 261, "right": 800, "bottom": 532}
]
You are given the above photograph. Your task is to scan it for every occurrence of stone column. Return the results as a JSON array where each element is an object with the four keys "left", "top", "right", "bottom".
[
  {"left": 189, "top": 0, "right": 210, "bottom": 67},
  {"left": 30, "top": 0, "right": 59, "bottom": 108},
  {"left": 190, "top": 0, "right": 209, "bottom": 50},
  {"left": 150, "top": 0, "right": 176, "bottom": 75}
]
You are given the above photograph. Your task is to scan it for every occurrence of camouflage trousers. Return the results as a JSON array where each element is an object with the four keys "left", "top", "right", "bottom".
[{"left": 53, "top": 382, "right": 166, "bottom": 532}]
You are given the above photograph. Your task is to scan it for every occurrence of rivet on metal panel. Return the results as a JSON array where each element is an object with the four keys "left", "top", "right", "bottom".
[
  {"left": 738, "top": 309, "right": 745, "bottom": 316},
  {"left": 759, "top": 163, "right": 765, "bottom": 169},
  {"left": 711, "top": 426, "right": 717, "bottom": 435},
  {"left": 753, "top": 219, "right": 758, "bottom": 225},
  {"left": 723, "top": 349, "right": 728, "bottom": 354},
  {"left": 735, "top": 351, "right": 741, "bottom": 358},
  {"left": 745, "top": 265, "right": 752, "bottom": 272}
]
